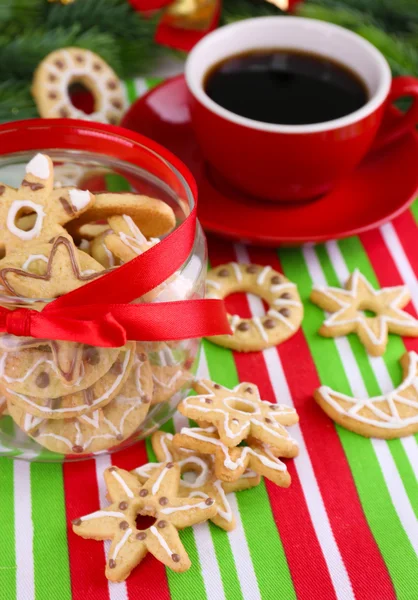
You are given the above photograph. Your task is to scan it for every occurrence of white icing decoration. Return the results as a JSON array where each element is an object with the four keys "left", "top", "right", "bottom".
[
  {"left": 267, "top": 309, "right": 296, "bottom": 331},
  {"left": 273, "top": 298, "right": 302, "bottom": 308},
  {"left": 160, "top": 501, "right": 209, "bottom": 515},
  {"left": 190, "top": 480, "right": 233, "bottom": 522},
  {"left": 7, "top": 200, "right": 45, "bottom": 241},
  {"left": 229, "top": 315, "right": 241, "bottom": 332},
  {"left": 112, "top": 528, "right": 133, "bottom": 560},
  {"left": 318, "top": 351, "right": 418, "bottom": 429},
  {"left": 69, "top": 189, "right": 91, "bottom": 211},
  {"left": 256, "top": 266, "right": 271, "bottom": 286},
  {"left": 206, "top": 280, "right": 221, "bottom": 290},
  {"left": 152, "top": 466, "right": 169, "bottom": 495},
  {"left": 22, "top": 254, "right": 48, "bottom": 271},
  {"left": 103, "top": 244, "right": 115, "bottom": 267},
  {"left": 150, "top": 526, "right": 174, "bottom": 558},
  {"left": 230, "top": 262, "right": 243, "bottom": 282},
  {"left": 80, "top": 510, "right": 125, "bottom": 521},
  {"left": 152, "top": 370, "right": 183, "bottom": 390},
  {"left": 25, "top": 154, "right": 50, "bottom": 180},
  {"left": 252, "top": 316, "right": 269, "bottom": 342},
  {"left": 111, "top": 470, "right": 134, "bottom": 498},
  {"left": 270, "top": 282, "right": 297, "bottom": 294},
  {"left": 78, "top": 239, "right": 90, "bottom": 251}
]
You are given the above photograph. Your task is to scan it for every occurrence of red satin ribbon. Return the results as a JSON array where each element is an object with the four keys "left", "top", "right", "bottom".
[{"left": 0, "top": 201, "right": 231, "bottom": 346}]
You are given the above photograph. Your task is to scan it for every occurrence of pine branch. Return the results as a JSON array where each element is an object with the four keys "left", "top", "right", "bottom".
[
  {"left": 221, "top": 0, "right": 281, "bottom": 23},
  {"left": 0, "top": 26, "right": 122, "bottom": 80},
  {"left": 0, "top": 80, "right": 38, "bottom": 123}
]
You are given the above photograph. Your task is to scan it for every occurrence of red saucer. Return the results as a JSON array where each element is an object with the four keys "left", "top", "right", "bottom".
[{"left": 122, "top": 75, "right": 418, "bottom": 246}]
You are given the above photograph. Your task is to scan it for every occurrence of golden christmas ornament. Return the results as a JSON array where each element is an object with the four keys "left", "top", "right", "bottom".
[{"left": 166, "top": 0, "right": 218, "bottom": 30}]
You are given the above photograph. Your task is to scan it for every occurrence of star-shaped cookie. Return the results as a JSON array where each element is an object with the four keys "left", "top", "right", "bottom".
[
  {"left": 133, "top": 430, "right": 261, "bottom": 531},
  {"left": 0, "top": 236, "right": 104, "bottom": 298},
  {"left": 72, "top": 463, "right": 217, "bottom": 581},
  {"left": 173, "top": 426, "right": 295, "bottom": 486},
  {"left": 310, "top": 270, "right": 418, "bottom": 356},
  {"left": 178, "top": 379, "right": 299, "bottom": 453},
  {"left": 0, "top": 153, "right": 95, "bottom": 254}
]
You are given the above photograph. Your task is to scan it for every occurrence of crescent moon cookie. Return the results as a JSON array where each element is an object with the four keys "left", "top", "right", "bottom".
[
  {"left": 133, "top": 430, "right": 260, "bottom": 531},
  {"left": 205, "top": 263, "right": 303, "bottom": 351},
  {"left": 310, "top": 269, "right": 418, "bottom": 357},
  {"left": 32, "top": 48, "right": 125, "bottom": 124},
  {"left": 72, "top": 464, "right": 217, "bottom": 581},
  {"left": 0, "top": 153, "right": 95, "bottom": 255},
  {"left": 3, "top": 346, "right": 136, "bottom": 420},
  {"left": 314, "top": 351, "right": 418, "bottom": 439}
]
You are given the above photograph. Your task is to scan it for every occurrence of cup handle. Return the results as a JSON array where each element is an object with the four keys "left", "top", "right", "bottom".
[{"left": 373, "top": 76, "right": 418, "bottom": 151}]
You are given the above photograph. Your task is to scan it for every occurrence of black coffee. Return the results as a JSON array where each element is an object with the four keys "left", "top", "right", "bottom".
[{"left": 204, "top": 49, "right": 368, "bottom": 125}]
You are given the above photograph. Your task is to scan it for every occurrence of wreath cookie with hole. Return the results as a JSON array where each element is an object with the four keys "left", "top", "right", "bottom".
[
  {"left": 32, "top": 47, "right": 125, "bottom": 124},
  {"left": 205, "top": 263, "right": 303, "bottom": 351}
]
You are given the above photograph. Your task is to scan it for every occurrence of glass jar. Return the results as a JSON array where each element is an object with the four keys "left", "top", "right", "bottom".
[{"left": 0, "top": 119, "right": 206, "bottom": 462}]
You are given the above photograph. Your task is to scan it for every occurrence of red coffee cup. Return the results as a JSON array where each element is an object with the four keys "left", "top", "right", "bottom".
[{"left": 185, "top": 17, "right": 418, "bottom": 202}]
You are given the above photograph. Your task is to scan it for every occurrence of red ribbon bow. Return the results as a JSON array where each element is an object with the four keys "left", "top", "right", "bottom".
[{"left": 0, "top": 201, "right": 231, "bottom": 346}]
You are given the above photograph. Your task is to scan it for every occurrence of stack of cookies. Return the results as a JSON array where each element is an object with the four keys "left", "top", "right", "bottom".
[
  {"left": 0, "top": 153, "right": 196, "bottom": 455},
  {"left": 71, "top": 377, "right": 299, "bottom": 580}
]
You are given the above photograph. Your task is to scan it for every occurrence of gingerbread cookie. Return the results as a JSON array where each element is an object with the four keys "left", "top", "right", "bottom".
[
  {"left": 314, "top": 351, "right": 418, "bottom": 439},
  {"left": 151, "top": 365, "right": 192, "bottom": 405},
  {"left": 72, "top": 463, "right": 217, "bottom": 580},
  {"left": 4, "top": 346, "right": 135, "bottom": 419},
  {"left": 310, "top": 269, "right": 418, "bottom": 357},
  {"left": 179, "top": 379, "right": 299, "bottom": 451},
  {"left": 104, "top": 215, "right": 160, "bottom": 263},
  {"left": 174, "top": 426, "right": 293, "bottom": 486},
  {"left": 90, "top": 229, "right": 120, "bottom": 268},
  {"left": 0, "top": 154, "right": 95, "bottom": 254},
  {"left": 0, "top": 342, "right": 120, "bottom": 399},
  {"left": 133, "top": 430, "right": 260, "bottom": 531},
  {"left": 205, "top": 263, "right": 303, "bottom": 351},
  {"left": 0, "top": 236, "right": 105, "bottom": 298},
  {"left": 66, "top": 192, "right": 176, "bottom": 240},
  {"left": 32, "top": 48, "right": 125, "bottom": 124}
]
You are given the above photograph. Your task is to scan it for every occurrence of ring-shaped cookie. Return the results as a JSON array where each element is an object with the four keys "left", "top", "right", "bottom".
[
  {"left": 32, "top": 47, "right": 125, "bottom": 124},
  {"left": 206, "top": 263, "right": 303, "bottom": 351}
]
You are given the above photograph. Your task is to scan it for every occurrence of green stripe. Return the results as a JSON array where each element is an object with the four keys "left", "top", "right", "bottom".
[
  {"left": 146, "top": 424, "right": 208, "bottom": 600},
  {"left": 31, "top": 464, "right": 71, "bottom": 600},
  {"left": 409, "top": 200, "right": 418, "bottom": 223},
  {"left": 105, "top": 173, "right": 131, "bottom": 192},
  {"left": 280, "top": 247, "right": 418, "bottom": 599},
  {"left": 203, "top": 340, "right": 297, "bottom": 600},
  {"left": 145, "top": 77, "right": 163, "bottom": 90},
  {"left": 0, "top": 459, "right": 16, "bottom": 600},
  {"left": 125, "top": 79, "right": 138, "bottom": 104}
]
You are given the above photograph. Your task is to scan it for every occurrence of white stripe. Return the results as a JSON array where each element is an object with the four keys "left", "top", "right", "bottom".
[
  {"left": 173, "top": 352, "right": 226, "bottom": 600},
  {"left": 95, "top": 455, "right": 128, "bottom": 600},
  {"left": 380, "top": 222, "right": 418, "bottom": 314},
  {"left": 306, "top": 242, "right": 418, "bottom": 555},
  {"left": 14, "top": 461, "right": 35, "bottom": 600},
  {"left": 197, "top": 347, "right": 262, "bottom": 600},
  {"left": 236, "top": 243, "right": 355, "bottom": 600},
  {"left": 134, "top": 78, "right": 149, "bottom": 98}
]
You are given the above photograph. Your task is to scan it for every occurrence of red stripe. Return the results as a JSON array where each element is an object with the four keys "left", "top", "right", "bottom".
[
  {"left": 112, "top": 442, "right": 171, "bottom": 600},
  {"left": 249, "top": 244, "right": 396, "bottom": 600},
  {"left": 208, "top": 237, "right": 396, "bottom": 600},
  {"left": 208, "top": 239, "right": 336, "bottom": 600},
  {"left": 361, "top": 227, "right": 418, "bottom": 353},
  {"left": 64, "top": 460, "right": 110, "bottom": 600},
  {"left": 391, "top": 210, "right": 418, "bottom": 277}
]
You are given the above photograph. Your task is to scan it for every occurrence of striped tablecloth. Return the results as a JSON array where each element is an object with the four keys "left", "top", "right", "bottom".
[{"left": 0, "top": 76, "right": 418, "bottom": 600}]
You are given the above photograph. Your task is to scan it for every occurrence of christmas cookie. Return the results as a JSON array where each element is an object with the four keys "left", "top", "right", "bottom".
[
  {"left": 104, "top": 215, "right": 160, "bottom": 263},
  {"left": 174, "top": 426, "right": 293, "bottom": 486},
  {"left": 90, "top": 228, "right": 119, "bottom": 268},
  {"left": 66, "top": 192, "right": 176, "bottom": 240},
  {"left": 0, "top": 236, "right": 105, "bottom": 298},
  {"left": 72, "top": 463, "right": 217, "bottom": 580},
  {"left": 179, "top": 379, "right": 299, "bottom": 451},
  {"left": 314, "top": 351, "right": 418, "bottom": 439},
  {"left": 32, "top": 48, "right": 125, "bottom": 124},
  {"left": 0, "top": 342, "right": 121, "bottom": 399},
  {"left": 205, "top": 263, "right": 303, "bottom": 351},
  {"left": 133, "top": 430, "right": 260, "bottom": 531},
  {"left": 310, "top": 269, "right": 418, "bottom": 356},
  {"left": 3, "top": 346, "right": 135, "bottom": 419},
  {"left": 151, "top": 365, "right": 192, "bottom": 405},
  {"left": 0, "top": 154, "right": 95, "bottom": 254}
]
